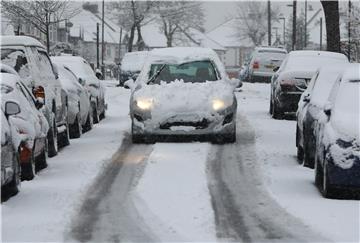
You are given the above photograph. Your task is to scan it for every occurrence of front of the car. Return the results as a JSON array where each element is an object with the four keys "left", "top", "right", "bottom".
[{"left": 130, "top": 47, "right": 237, "bottom": 143}]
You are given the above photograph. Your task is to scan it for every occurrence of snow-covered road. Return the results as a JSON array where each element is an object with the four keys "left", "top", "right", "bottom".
[{"left": 1, "top": 80, "right": 359, "bottom": 242}]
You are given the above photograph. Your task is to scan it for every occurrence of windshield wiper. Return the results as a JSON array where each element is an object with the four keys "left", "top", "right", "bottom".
[{"left": 148, "top": 64, "right": 166, "bottom": 84}]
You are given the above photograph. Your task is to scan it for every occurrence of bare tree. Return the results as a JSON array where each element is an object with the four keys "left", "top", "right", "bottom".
[
  {"left": 107, "top": 1, "right": 156, "bottom": 52},
  {"left": 1, "top": 1, "right": 79, "bottom": 53},
  {"left": 321, "top": 0, "right": 341, "bottom": 52},
  {"left": 235, "top": 2, "right": 280, "bottom": 46},
  {"left": 155, "top": 1, "right": 204, "bottom": 47}
]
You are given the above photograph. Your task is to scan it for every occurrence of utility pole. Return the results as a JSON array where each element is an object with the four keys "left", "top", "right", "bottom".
[
  {"left": 348, "top": 0, "right": 351, "bottom": 60},
  {"left": 268, "top": 0, "right": 272, "bottom": 46},
  {"left": 118, "top": 27, "right": 122, "bottom": 86},
  {"left": 304, "top": 0, "right": 307, "bottom": 47},
  {"left": 320, "top": 17, "right": 323, "bottom": 50},
  {"left": 101, "top": 0, "right": 105, "bottom": 79},
  {"left": 96, "top": 23, "right": 100, "bottom": 69},
  {"left": 292, "top": 0, "right": 297, "bottom": 50},
  {"left": 279, "top": 17, "right": 286, "bottom": 45}
]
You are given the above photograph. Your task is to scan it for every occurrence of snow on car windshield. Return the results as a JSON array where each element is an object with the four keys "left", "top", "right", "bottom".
[
  {"left": 121, "top": 52, "right": 148, "bottom": 72},
  {"left": 1, "top": 49, "right": 31, "bottom": 82},
  {"left": 148, "top": 60, "right": 218, "bottom": 84}
]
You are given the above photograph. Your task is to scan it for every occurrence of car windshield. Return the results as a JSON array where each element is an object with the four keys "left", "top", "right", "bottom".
[{"left": 148, "top": 60, "right": 218, "bottom": 84}]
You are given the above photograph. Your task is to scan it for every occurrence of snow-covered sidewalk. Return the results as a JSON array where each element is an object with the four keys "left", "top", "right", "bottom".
[
  {"left": 1, "top": 80, "right": 131, "bottom": 242},
  {"left": 237, "top": 83, "right": 360, "bottom": 242}
]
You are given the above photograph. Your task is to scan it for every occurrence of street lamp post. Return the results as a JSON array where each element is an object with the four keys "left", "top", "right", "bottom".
[{"left": 279, "top": 17, "right": 286, "bottom": 45}]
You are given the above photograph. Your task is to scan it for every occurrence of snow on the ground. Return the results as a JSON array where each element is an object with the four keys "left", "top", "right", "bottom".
[
  {"left": 1, "top": 80, "right": 131, "bottom": 242},
  {"left": 237, "top": 83, "right": 360, "bottom": 242},
  {"left": 134, "top": 142, "right": 216, "bottom": 241}
]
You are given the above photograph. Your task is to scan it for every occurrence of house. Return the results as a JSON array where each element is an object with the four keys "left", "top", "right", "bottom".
[{"left": 206, "top": 18, "right": 254, "bottom": 68}]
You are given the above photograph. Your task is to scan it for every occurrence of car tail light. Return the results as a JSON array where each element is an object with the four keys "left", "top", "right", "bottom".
[
  {"left": 19, "top": 144, "right": 32, "bottom": 163},
  {"left": 252, "top": 61, "right": 259, "bottom": 69},
  {"left": 33, "top": 86, "right": 45, "bottom": 99}
]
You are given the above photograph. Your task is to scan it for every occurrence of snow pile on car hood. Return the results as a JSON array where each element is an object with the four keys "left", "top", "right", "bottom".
[{"left": 133, "top": 80, "right": 234, "bottom": 121}]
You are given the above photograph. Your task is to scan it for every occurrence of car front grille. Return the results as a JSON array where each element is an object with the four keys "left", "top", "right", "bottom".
[{"left": 160, "top": 119, "right": 209, "bottom": 130}]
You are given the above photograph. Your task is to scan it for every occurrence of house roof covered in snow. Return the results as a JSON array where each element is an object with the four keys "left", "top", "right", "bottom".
[
  {"left": 69, "top": 9, "right": 121, "bottom": 44},
  {"left": 206, "top": 18, "right": 254, "bottom": 48}
]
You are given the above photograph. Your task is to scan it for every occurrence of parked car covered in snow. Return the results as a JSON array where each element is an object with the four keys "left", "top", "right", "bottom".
[
  {"left": 127, "top": 47, "right": 239, "bottom": 144},
  {"left": 314, "top": 64, "right": 360, "bottom": 198},
  {"left": 51, "top": 61, "right": 93, "bottom": 137},
  {"left": 1, "top": 109, "right": 21, "bottom": 200},
  {"left": 270, "top": 51, "right": 349, "bottom": 119},
  {"left": 1, "top": 36, "right": 69, "bottom": 157},
  {"left": 248, "top": 47, "right": 287, "bottom": 83},
  {"left": 119, "top": 51, "right": 148, "bottom": 86},
  {"left": 0, "top": 66, "right": 49, "bottom": 180},
  {"left": 51, "top": 56, "right": 106, "bottom": 124},
  {"left": 296, "top": 64, "right": 350, "bottom": 168}
]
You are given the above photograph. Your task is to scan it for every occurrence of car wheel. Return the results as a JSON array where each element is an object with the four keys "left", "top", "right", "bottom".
[
  {"left": 314, "top": 154, "right": 322, "bottom": 189},
  {"left": 93, "top": 105, "right": 100, "bottom": 124},
  {"left": 21, "top": 152, "right": 35, "bottom": 181},
  {"left": 269, "top": 96, "right": 273, "bottom": 115},
  {"left": 35, "top": 143, "right": 48, "bottom": 172},
  {"left": 2, "top": 154, "right": 21, "bottom": 200},
  {"left": 322, "top": 161, "right": 335, "bottom": 198},
  {"left": 48, "top": 115, "right": 58, "bottom": 158},
  {"left": 99, "top": 103, "right": 106, "bottom": 120},
  {"left": 83, "top": 111, "right": 93, "bottom": 133},
  {"left": 70, "top": 114, "right": 82, "bottom": 139},
  {"left": 272, "top": 101, "right": 283, "bottom": 119},
  {"left": 303, "top": 140, "right": 315, "bottom": 169},
  {"left": 296, "top": 127, "right": 304, "bottom": 163}
]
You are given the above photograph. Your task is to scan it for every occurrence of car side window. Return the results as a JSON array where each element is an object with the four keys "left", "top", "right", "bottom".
[
  {"left": 307, "top": 71, "right": 320, "bottom": 93},
  {"left": 37, "top": 50, "right": 56, "bottom": 80}
]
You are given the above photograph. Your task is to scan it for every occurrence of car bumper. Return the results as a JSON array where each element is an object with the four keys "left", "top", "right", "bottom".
[
  {"left": 132, "top": 108, "right": 236, "bottom": 139},
  {"left": 328, "top": 156, "right": 360, "bottom": 188},
  {"left": 250, "top": 73, "right": 272, "bottom": 83},
  {"left": 276, "top": 91, "right": 302, "bottom": 113}
]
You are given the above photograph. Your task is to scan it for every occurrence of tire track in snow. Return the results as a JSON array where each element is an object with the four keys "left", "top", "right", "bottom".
[
  {"left": 67, "top": 133, "right": 154, "bottom": 242},
  {"left": 207, "top": 113, "right": 327, "bottom": 242}
]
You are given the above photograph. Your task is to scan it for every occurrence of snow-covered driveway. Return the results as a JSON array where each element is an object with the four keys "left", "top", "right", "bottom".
[{"left": 1, "top": 81, "right": 359, "bottom": 242}]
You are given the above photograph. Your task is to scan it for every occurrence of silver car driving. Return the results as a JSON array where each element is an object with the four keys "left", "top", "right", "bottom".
[{"left": 127, "top": 47, "right": 238, "bottom": 144}]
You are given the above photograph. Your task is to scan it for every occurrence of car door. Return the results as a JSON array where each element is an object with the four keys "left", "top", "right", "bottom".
[{"left": 37, "top": 49, "right": 63, "bottom": 123}]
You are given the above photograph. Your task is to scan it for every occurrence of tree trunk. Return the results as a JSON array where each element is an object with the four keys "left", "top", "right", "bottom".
[
  {"left": 45, "top": 13, "right": 50, "bottom": 53},
  {"left": 136, "top": 23, "right": 145, "bottom": 51},
  {"left": 128, "top": 25, "right": 135, "bottom": 52},
  {"left": 321, "top": 0, "right": 341, "bottom": 52}
]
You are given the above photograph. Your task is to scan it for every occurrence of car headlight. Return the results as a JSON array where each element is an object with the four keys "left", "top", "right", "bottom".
[
  {"left": 136, "top": 98, "right": 153, "bottom": 110},
  {"left": 212, "top": 99, "right": 226, "bottom": 111}
]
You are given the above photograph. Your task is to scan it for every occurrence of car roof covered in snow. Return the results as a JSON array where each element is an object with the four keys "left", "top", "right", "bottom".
[
  {"left": 122, "top": 51, "right": 149, "bottom": 72},
  {"left": 288, "top": 50, "right": 348, "bottom": 61},
  {"left": 149, "top": 47, "right": 220, "bottom": 64},
  {"left": 309, "top": 63, "right": 352, "bottom": 107},
  {"left": 255, "top": 46, "right": 287, "bottom": 53},
  {"left": 0, "top": 35, "right": 46, "bottom": 49}
]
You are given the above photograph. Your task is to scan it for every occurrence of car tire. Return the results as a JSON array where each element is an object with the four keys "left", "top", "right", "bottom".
[
  {"left": 296, "top": 126, "right": 304, "bottom": 163},
  {"left": 93, "top": 105, "right": 100, "bottom": 124},
  {"left": 269, "top": 97, "right": 273, "bottom": 115},
  {"left": 303, "top": 140, "right": 315, "bottom": 169},
  {"left": 99, "top": 103, "right": 106, "bottom": 120},
  {"left": 2, "top": 155, "right": 21, "bottom": 200},
  {"left": 21, "top": 153, "right": 35, "bottom": 181},
  {"left": 70, "top": 114, "right": 82, "bottom": 139},
  {"left": 35, "top": 144, "right": 48, "bottom": 172},
  {"left": 47, "top": 115, "right": 58, "bottom": 158},
  {"left": 314, "top": 154, "right": 322, "bottom": 189},
  {"left": 322, "top": 161, "right": 336, "bottom": 199},
  {"left": 272, "top": 101, "right": 283, "bottom": 119},
  {"left": 83, "top": 111, "right": 93, "bottom": 133}
]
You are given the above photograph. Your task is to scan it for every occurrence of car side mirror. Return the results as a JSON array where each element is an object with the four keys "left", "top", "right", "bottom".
[
  {"left": 35, "top": 97, "right": 44, "bottom": 110},
  {"left": 33, "top": 86, "right": 45, "bottom": 101},
  {"left": 303, "top": 94, "right": 310, "bottom": 103},
  {"left": 273, "top": 66, "right": 280, "bottom": 72},
  {"left": 5, "top": 101, "right": 21, "bottom": 116},
  {"left": 124, "top": 79, "right": 135, "bottom": 90},
  {"left": 323, "top": 102, "right": 332, "bottom": 117},
  {"left": 78, "top": 78, "right": 85, "bottom": 86}
]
